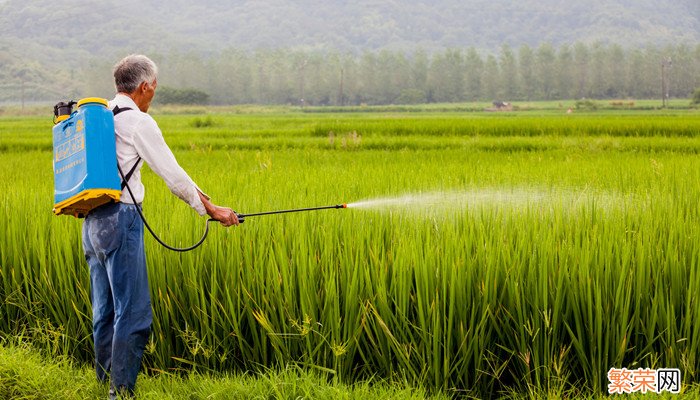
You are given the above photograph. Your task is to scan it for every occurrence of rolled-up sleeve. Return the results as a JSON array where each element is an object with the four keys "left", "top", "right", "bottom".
[{"left": 132, "top": 116, "right": 208, "bottom": 216}]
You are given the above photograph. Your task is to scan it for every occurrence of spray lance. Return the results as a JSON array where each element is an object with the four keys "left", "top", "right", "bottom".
[{"left": 236, "top": 204, "right": 347, "bottom": 221}]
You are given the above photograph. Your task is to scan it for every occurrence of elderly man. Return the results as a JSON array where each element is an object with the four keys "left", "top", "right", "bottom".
[{"left": 81, "top": 54, "right": 238, "bottom": 398}]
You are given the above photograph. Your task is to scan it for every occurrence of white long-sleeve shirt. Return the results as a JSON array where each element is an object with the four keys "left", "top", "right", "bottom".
[{"left": 109, "top": 94, "right": 208, "bottom": 216}]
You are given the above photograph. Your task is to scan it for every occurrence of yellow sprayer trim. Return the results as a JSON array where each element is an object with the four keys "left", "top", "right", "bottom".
[
  {"left": 54, "top": 115, "right": 70, "bottom": 124},
  {"left": 77, "top": 97, "right": 108, "bottom": 108},
  {"left": 53, "top": 189, "right": 121, "bottom": 218}
]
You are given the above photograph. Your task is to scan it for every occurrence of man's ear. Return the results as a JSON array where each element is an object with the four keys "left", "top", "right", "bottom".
[{"left": 138, "top": 81, "right": 148, "bottom": 93}]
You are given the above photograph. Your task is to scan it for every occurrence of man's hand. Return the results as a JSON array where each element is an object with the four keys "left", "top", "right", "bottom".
[
  {"left": 198, "top": 191, "right": 240, "bottom": 227},
  {"left": 208, "top": 205, "right": 240, "bottom": 227}
]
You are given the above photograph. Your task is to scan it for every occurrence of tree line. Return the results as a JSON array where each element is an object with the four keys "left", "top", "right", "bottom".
[{"left": 68, "top": 43, "right": 700, "bottom": 106}]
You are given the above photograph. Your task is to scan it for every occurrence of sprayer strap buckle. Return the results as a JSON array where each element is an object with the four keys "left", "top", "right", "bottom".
[{"left": 112, "top": 105, "right": 132, "bottom": 116}]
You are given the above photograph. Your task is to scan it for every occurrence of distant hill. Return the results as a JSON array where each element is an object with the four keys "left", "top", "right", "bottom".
[
  {"left": 0, "top": 0, "right": 697, "bottom": 103},
  {"left": 2, "top": 0, "right": 697, "bottom": 60}
]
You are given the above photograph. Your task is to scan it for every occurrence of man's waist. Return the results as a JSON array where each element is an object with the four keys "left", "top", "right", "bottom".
[{"left": 86, "top": 201, "right": 142, "bottom": 218}]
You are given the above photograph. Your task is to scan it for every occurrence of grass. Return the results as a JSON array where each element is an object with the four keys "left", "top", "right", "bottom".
[
  {"left": 0, "top": 339, "right": 451, "bottom": 400},
  {"left": 1, "top": 107, "right": 700, "bottom": 397},
  {"left": 2, "top": 340, "right": 698, "bottom": 399}
]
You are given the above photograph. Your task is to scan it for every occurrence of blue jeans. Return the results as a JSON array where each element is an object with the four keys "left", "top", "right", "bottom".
[{"left": 82, "top": 202, "right": 152, "bottom": 394}]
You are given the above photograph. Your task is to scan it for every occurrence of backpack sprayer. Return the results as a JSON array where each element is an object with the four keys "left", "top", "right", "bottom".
[{"left": 52, "top": 97, "right": 347, "bottom": 252}]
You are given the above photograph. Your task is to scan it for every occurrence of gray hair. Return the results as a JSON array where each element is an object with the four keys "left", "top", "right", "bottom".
[{"left": 113, "top": 54, "right": 158, "bottom": 93}]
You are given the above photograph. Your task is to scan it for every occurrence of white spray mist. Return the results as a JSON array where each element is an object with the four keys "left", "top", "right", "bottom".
[{"left": 345, "top": 188, "right": 628, "bottom": 215}]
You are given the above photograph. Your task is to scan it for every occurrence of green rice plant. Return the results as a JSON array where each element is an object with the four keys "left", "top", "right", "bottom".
[{"left": 1, "top": 110, "right": 700, "bottom": 398}]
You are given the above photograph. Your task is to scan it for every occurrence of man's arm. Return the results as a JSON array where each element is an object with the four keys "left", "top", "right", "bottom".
[
  {"left": 198, "top": 191, "right": 240, "bottom": 227},
  {"left": 133, "top": 116, "right": 223, "bottom": 217}
]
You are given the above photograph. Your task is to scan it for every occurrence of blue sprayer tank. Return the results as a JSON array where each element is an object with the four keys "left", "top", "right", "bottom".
[{"left": 53, "top": 97, "right": 121, "bottom": 218}]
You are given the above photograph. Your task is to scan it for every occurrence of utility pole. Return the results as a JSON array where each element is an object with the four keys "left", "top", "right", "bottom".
[
  {"left": 299, "top": 59, "right": 308, "bottom": 108},
  {"left": 661, "top": 57, "right": 671, "bottom": 108},
  {"left": 338, "top": 67, "right": 344, "bottom": 106}
]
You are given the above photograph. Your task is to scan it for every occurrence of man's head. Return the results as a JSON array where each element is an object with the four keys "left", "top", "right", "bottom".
[{"left": 113, "top": 54, "right": 158, "bottom": 112}]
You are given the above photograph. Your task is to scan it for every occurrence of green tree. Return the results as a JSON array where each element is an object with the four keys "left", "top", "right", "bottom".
[
  {"left": 357, "top": 51, "right": 379, "bottom": 104},
  {"left": 573, "top": 42, "right": 590, "bottom": 98},
  {"left": 499, "top": 44, "right": 518, "bottom": 99},
  {"left": 608, "top": 44, "right": 626, "bottom": 98},
  {"left": 428, "top": 49, "right": 464, "bottom": 102},
  {"left": 411, "top": 49, "right": 429, "bottom": 97},
  {"left": 626, "top": 48, "right": 646, "bottom": 98},
  {"left": 270, "top": 49, "right": 295, "bottom": 104},
  {"left": 668, "top": 44, "right": 695, "bottom": 98},
  {"left": 317, "top": 52, "right": 344, "bottom": 106},
  {"left": 589, "top": 43, "right": 608, "bottom": 98},
  {"left": 376, "top": 50, "right": 410, "bottom": 104},
  {"left": 210, "top": 49, "right": 253, "bottom": 104},
  {"left": 518, "top": 45, "right": 536, "bottom": 100},
  {"left": 249, "top": 50, "right": 275, "bottom": 103},
  {"left": 482, "top": 54, "right": 500, "bottom": 101},
  {"left": 639, "top": 47, "right": 663, "bottom": 99},
  {"left": 464, "top": 47, "right": 484, "bottom": 101},
  {"left": 396, "top": 88, "right": 426, "bottom": 104},
  {"left": 556, "top": 44, "right": 575, "bottom": 99},
  {"left": 155, "top": 86, "right": 209, "bottom": 105},
  {"left": 535, "top": 43, "right": 557, "bottom": 99},
  {"left": 68, "top": 43, "right": 700, "bottom": 107},
  {"left": 337, "top": 53, "right": 358, "bottom": 106}
]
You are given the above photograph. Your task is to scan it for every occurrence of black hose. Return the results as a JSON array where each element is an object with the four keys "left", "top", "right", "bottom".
[{"left": 118, "top": 163, "right": 214, "bottom": 252}]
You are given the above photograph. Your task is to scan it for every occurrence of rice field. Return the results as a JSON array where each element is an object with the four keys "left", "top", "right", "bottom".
[{"left": 1, "top": 109, "right": 700, "bottom": 398}]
